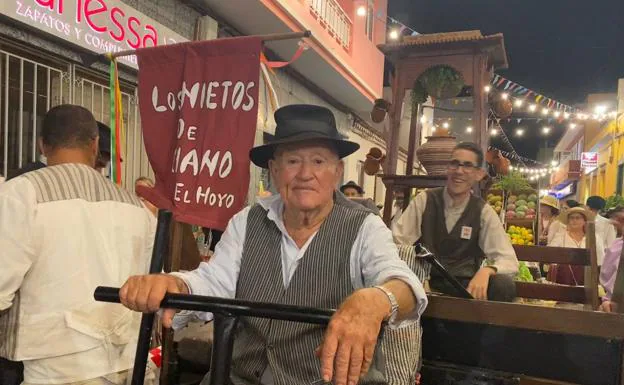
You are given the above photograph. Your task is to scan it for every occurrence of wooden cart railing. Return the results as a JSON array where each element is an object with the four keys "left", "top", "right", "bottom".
[{"left": 512, "top": 222, "right": 599, "bottom": 310}]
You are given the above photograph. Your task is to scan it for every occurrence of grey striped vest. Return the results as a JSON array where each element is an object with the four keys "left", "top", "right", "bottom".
[{"left": 231, "top": 193, "right": 387, "bottom": 385}]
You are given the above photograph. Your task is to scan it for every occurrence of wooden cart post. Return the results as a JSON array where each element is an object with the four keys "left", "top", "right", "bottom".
[{"left": 377, "top": 31, "right": 509, "bottom": 224}]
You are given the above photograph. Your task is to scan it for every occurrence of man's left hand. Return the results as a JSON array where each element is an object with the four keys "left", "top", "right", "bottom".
[
  {"left": 467, "top": 267, "right": 496, "bottom": 300},
  {"left": 316, "top": 288, "right": 389, "bottom": 385}
]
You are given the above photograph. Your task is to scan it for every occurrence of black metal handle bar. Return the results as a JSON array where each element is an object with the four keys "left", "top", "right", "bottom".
[
  {"left": 94, "top": 286, "right": 335, "bottom": 324},
  {"left": 414, "top": 243, "right": 474, "bottom": 300}
]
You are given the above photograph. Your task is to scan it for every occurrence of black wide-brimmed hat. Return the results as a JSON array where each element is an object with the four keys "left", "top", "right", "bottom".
[
  {"left": 249, "top": 104, "right": 360, "bottom": 168},
  {"left": 340, "top": 181, "right": 364, "bottom": 194}
]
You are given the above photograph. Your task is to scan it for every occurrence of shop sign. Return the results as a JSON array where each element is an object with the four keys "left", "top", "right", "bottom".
[
  {"left": 581, "top": 152, "right": 598, "bottom": 173},
  {"left": 1, "top": 0, "right": 188, "bottom": 69}
]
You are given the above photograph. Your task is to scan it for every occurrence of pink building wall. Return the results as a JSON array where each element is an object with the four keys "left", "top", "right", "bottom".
[{"left": 262, "top": 0, "right": 386, "bottom": 101}]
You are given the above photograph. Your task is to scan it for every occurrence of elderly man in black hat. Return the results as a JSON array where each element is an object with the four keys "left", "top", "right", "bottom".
[{"left": 119, "top": 104, "right": 427, "bottom": 385}]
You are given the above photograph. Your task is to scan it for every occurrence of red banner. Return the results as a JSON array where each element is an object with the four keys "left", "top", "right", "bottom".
[{"left": 136, "top": 36, "right": 262, "bottom": 230}]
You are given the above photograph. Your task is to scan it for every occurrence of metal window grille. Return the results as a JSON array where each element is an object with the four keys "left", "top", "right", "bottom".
[
  {"left": 0, "top": 47, "right": 153, "bottom": 187},
  {"left": 308, "top": 0, "right": 352, "bottom": 49}
]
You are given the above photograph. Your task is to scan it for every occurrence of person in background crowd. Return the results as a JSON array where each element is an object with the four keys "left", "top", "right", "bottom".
[
  {"left": 118, "top": 104, "right": 427, "bottom": 385},
  {"left": 562, "top": 199, "right": 581, "bottom": 211},
  {"left": 10, "top": 120, "right": 113, "bottom": 180},
  {"left": 0, "top": 105, "right": 156, "bottom": 385},
  {"left": 538, "top": 195, "right": 564, "bottom": 246},
  {"left": 599, "top": 206, "right": 624, "bottom": 312},
  {"left": 586, "top": 196, "right": 617, "bottom": 253},
  {"left": 340, "top": 181, "right": 380, "bottom": 215},
  {"left": 393, "top": 141, "right": 519, "bottom": 302},
  {"left": 339, "top": 180, "right": 364, "bottom": 198},
  {"left": 135, "top": 176, "right": 158, "bottom": 216},
  {"left": 548, "top": 207, "right": 605, "bottom": 285}
]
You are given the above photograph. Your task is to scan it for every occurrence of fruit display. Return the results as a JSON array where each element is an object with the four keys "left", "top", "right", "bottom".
[
  {"left": 486, "top": 191, "right": 504, "bottom": 215},
  {"left": 505, "top": 192, "right": 538, "bottom": 220},
  {"left": 506, "top": 225, "right": 535, "bottom": 246}
]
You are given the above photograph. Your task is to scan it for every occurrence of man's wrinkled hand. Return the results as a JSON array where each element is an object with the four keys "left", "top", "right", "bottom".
[
  {"left": 119, "top": 274, "right": 188, "bottom": 328},
  {"left": 467, "top": 267, "right": 495, "bottom": 300},
  {"left": 316, "top": 288, "right": 389, "bottom": 385}
]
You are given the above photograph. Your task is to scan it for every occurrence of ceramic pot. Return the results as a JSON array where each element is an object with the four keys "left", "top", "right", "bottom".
[
  {"left": 370, "top": 99, "right": 390, "bottom": 123},
  {"left": 416, "top": 135, "right": 457, "bottom": 176},
  {"left": 493, "top": 99, "right": 513, "bottom": 118},
  {"left": 364, "top": 156, "right": 381, "bottom": 175}
]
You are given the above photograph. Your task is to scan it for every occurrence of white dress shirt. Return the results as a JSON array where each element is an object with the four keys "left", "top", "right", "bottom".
[
  {"left": 595, "top": 214, "right": 617, "bottom": 254},
  {"left": 392, "top": 189, "right": 519, "bottom": 276},
  {"left": 172, "top": 194, "right": 428, "bottom": 328},
  {"left": 548, "top": 231, "right": 606, "bottom": 266}
]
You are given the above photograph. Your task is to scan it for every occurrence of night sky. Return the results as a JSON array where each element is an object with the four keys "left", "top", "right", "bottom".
[{"left": 388, "top": 0, "right": 624, "bottom": 161}]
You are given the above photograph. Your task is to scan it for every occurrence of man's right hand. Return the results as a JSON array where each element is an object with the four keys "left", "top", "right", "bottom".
[{"left": 119, "top": 274, "right": 188, "bottom": 328}]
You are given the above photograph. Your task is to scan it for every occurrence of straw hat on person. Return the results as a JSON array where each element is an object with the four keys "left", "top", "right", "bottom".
[
  {"left": 559, "top": 206, "right": 595, "bottom": 225},
  {"left": 539, "top": 195, "right": 560, "bottom": 211}
]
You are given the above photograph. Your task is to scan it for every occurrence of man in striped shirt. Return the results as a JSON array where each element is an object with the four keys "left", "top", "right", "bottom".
[{"left": 0, "top": 105, "right": 156, "bottom": 385}]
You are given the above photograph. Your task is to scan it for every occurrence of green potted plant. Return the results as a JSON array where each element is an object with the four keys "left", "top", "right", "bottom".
[{"left": 417, "top": 65, "right": 464, "bottom": 100}]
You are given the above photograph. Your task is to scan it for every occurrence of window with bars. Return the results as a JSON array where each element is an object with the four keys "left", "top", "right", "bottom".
[{"left": 0, "top": 44, "right": 153, "bottom": 187}]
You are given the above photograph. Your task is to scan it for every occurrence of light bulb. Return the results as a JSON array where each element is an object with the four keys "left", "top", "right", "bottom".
[
  {"left": 529, "top": 104, "right": 537, "bottom": 112},
  {"left": 564, "top": 112, "right": 571, "bottom": 119},
  {"left": 542, "top": 126, "right": 551, "bottom": 134},
  {"left": 542, "top": 108, "right": 550, "bottom": 116},
  {"left": 569, "top": 123, "right": 577, "bottom": 129},
  {"left": 389, "top": 30, "right": 399, "bottom": 40},
  {"left": 514, "top": 99, "right": 524, "bottom": 107},
  {"left": 594, "top": 105, "right": 607, "bottom": 115},
  {"left": 501, "top": 93, "right": 509, "bottom": 100},
  {"left": 443, "top": 122, "right": 450, "bottom": 129},
  {"left": 356, "top": 6, "right": 367, "bottom": 17},
  {"left": 466, "top": 126, "right": 473, "bottom": 133},
  {"left": 554, "top": 111, "right": 561, "bottom": 118},
  {"left": 516, "top": 128, "right": 524, "bottom": 137},
  {"left": 484, "top": 85, "right": 491, "bottom": 93},
  {"left": 551, "top": 160, "right": 558, "bottom": 167},
  {"left": 490, "top": 128, "right": 498, "bottom": 136}
]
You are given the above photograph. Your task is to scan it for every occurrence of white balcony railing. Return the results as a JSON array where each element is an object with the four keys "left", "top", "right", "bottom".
[{"left": 308, "top": 0, "right": 352, "bottom": 49}]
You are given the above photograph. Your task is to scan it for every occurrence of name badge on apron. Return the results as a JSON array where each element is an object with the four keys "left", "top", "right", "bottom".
[{"left": 460, "top": 226, "right": 473, "bottom": 240}]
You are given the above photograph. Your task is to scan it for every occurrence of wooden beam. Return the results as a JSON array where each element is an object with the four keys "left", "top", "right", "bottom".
[
  {"left": 513, "top": 245, "right": 590, "bottom": 265},
  {"left": 515, "top": 282, "right": 586, "bottom": 303},
  {"left": 423, "top": 295, "right": 624, "bottom": 339},
  {"left": 584, "top": 221, "right": 600, "bottom": 310}
]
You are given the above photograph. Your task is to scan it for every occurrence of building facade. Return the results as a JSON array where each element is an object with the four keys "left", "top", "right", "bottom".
[
  {"left": 1, "top": 0, "right": 405, "bottom": 206},
  {"left": 552, "top": 83, "right": 624, "bottom": 201}
]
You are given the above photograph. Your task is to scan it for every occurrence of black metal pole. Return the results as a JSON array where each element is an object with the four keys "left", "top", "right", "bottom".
[
  {"left": 95, "top": 287, "right": 335, "bottom": 324},
  {"left": 131, "top": 210, "right": 173, "bottom": 385},
  {"left": 209, "top": 314, "right": 239, "bottom": 385}
]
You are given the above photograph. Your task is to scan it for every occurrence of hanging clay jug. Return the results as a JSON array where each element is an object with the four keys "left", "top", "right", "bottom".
[
  {"left": 493, "top": 99, "right": 513, "bottom": 118},
  {"left": 416, "top": 131, "right": 457, "bottom": 176},
  {"left": 363, "top": 147, "right": 385, "bottom": 175},
  {"left": 370, "top": 99, "right": 390, "bottom": 123}
]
